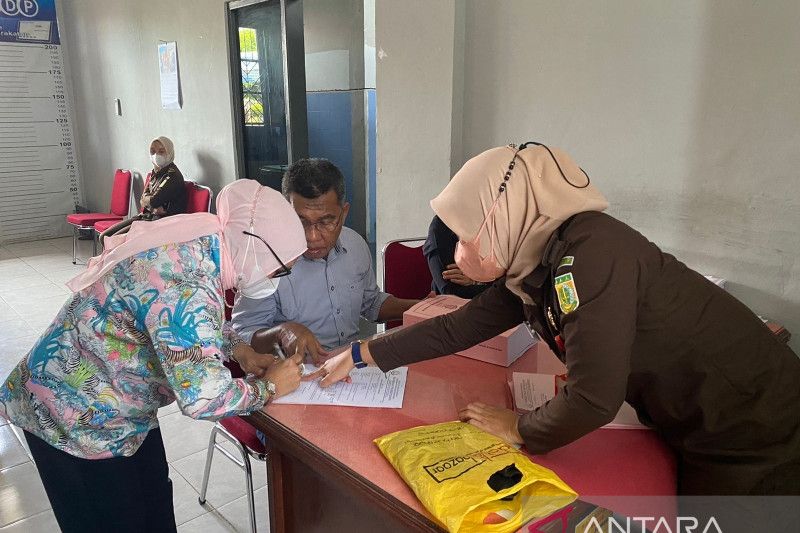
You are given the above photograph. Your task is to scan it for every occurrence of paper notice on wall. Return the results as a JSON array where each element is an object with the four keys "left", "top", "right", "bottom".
[
  {"left": 158, "top": 41, "right": 181, "bottom": 109},
  {"left": 273, "top": 366, "right": 408, "bottom": 408}
]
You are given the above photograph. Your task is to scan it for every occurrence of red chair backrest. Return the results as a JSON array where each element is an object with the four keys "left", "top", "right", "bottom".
[
  {"left": 383, "top": 239, "right": 431, "bottom": 329},
  {"left": 185, "top": 182, "right": 212, "bottom": 213},
  {"left": 110, "top": 169, "right": 132, "bottom": 216}
]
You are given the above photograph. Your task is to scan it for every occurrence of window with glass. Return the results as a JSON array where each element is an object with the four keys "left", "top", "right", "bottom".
[{"left": 239, "top": 27, "right": 264, "bottom": 126}]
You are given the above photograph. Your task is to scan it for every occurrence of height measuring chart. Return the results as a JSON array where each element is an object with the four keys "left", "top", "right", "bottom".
[{"left": 0, "top": 0, "right": 81, "bottom": 243}]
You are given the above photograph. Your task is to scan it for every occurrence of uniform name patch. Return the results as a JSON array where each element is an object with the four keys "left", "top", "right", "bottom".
[
  {"left": 554, "top": 272, "right": 580, "bottom": 314},
  {"left": 558, "top": 256, "right": 574, "bottom": 269}
]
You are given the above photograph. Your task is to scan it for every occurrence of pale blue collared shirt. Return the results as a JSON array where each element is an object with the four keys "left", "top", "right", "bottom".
[{"left": 231, "top": 227, "right": 389, "bottom": 350}]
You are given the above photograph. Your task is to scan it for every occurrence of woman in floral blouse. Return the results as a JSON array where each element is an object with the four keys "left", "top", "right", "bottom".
[{"left": 0, "top": 179, "right": 309, "bottom": 532}]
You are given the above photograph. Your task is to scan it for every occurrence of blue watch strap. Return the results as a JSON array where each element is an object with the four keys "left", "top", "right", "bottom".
[{"left": 351, "top": 341, "right": 368, "bottom": 369}]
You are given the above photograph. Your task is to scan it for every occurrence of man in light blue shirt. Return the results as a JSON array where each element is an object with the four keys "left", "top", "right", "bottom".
[{"left": 232, "top": 159, "right": 418, "bottom": 353}]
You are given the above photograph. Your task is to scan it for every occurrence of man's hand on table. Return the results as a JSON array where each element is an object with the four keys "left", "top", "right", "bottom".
[
  {"left": 459, "top": 402, "right": 524, "bottom": 445},
  {"left": 277, "top": 322, "right": 328, "bottom": 364}
]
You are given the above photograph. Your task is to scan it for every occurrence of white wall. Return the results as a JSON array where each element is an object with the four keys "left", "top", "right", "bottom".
[
  {"left": 304, "top": 0, "right": 364, "bottom": 91},
  {"left": 62, "top": 0, "right": 235, "bottom": 212},
  {"left": 374, "top": 0, "right": 459, "bottom": 266},
  {"left": 63, "top": 0, "right": 369, "bottom": 218},
  {"left": 372, "top": 0, "right": 800, "bottom": 347},
  {"left": 457, "top": 0, "right": 800, "bottom": 349},
  {"left": 363, "top": 0, "right": 375, "bottom": 89}
]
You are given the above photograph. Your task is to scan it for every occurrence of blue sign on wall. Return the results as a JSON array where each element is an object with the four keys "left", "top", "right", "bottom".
[{"left": 0, "top": 0, "right": 60, "bottom": 45}]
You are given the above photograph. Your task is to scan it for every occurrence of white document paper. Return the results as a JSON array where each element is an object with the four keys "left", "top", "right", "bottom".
[
  {"left": 604, "top": 401, "right": 648, "bottom": 430},
  {"left": 273, "top": 366, "right": 408, "bottom": 408},
  {"left": 512, "top": 372, "right": 559, "bottom": 411},
  {"left": 512, "top": 372, "right": 648, "bottom": 430}
]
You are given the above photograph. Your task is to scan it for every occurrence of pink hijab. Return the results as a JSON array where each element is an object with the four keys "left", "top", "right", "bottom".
[
  {"left": 67, "top": 179, "right": 307, "bottom": 293},
  {"left": 431, "top": 144, "right": 608, "bottom": 304}
]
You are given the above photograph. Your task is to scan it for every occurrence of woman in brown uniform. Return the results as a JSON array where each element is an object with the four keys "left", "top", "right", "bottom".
[
  {"left": 314, "top": 143, "right": 800, "bottom": 495},
  {"left": 141, "top": 136, "right": 187, "bottom": 219}
]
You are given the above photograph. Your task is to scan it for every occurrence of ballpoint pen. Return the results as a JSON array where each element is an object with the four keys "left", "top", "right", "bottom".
[{"left": 274, "top": 343, "right": 307, "bottom": 376}]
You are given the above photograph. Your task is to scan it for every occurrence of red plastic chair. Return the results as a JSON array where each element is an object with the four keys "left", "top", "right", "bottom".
[
  {"left": 93, "top": 180, "right": 213, "bottom": 253},
  {"left": 66, "top": 169, "right": 132, "bottom": 263},
  {"left": 199, "top": 288, "right": 267, "bottom": 533},
  {"left": 381, "top": 237, "right": 432, "bottom": 329},
  {"left": 184, "top": 181, "right": 213, "bottom": 213},
  {"left": 93, "top": 173, "right": 149, "bottom": 253}
]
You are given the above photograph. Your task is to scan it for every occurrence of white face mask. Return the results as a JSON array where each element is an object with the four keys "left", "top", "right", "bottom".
[
  {"left": 151, "top": 153, "right": 170, "bottom": 168},
  {"left": 238, "top": 274, "right": 280, "bottom": 300},
  {"left": 235, "top": 229, "right": 284, "bottom": 299}
]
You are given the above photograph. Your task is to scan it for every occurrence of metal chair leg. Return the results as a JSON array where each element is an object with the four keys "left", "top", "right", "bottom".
[
  {"left": 92, "top": 231, "right": 97, "bottom": 257},
  {"left": 198, "top": 425, "right": 219, "bottom": 504},
  {"left": 198, "top": 422, "right": 264, "bottom": 532},
  {"left": 243, "top": 452, "right": 256, "bottom": 533},
  {"left": 72, "top": 225, "right": 78, "bottom": 264}
]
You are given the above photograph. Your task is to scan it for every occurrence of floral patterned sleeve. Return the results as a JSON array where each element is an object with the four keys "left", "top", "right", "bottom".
[
  {"left": 221, "top": 322, "right": 245, "bottom": 363},
  {"left": 141, "top": 265, "right": 268, "bottom": 421}
]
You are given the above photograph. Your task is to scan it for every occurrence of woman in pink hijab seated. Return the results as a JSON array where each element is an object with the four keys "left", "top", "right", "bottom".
[{"left": 0, "top": 179, "right": 311, "bottom": 532}]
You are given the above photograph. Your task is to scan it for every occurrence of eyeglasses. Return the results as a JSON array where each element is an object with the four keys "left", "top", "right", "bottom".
[
  {"left": 300, "top": 210, "right": 343, "bottom": 234},
  {"left": 242, "top": 231, "right": 292, "bottom": 277}
]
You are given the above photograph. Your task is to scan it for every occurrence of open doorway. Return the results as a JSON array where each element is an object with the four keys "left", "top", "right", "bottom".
[{"left": 227, "top": 0, "right": 307, "bottom": 191}]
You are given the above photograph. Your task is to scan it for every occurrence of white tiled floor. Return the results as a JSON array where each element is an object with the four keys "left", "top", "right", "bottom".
[{"left": 0, "top": 237, "right": 267, "bottom": 532}]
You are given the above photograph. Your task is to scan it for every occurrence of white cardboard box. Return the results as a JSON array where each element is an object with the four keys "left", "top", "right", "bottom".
[{"left": 402, "top": 295, "right": 537, "bottom": 367}]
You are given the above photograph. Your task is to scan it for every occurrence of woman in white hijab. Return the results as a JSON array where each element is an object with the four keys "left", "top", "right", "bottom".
[
  {"left": 313, "top": 143, "right": 800, "bottom": 496},
  {"left": 0, "top": 179, "right": 312, "bottom": 532},
  {"left": 141, "top": 135, "right": 188, "bottom": 218}
]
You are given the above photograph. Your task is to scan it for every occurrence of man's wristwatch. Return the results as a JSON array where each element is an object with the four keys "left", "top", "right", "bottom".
[
  {"left": 351, "top": 341, "right": 368, "bottom": 369},
  {"left": 264, "top": 380, "right": 277, "bottom": 402}
]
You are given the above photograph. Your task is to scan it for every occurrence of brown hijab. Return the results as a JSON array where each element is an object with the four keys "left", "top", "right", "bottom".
[{"left": 430, "top": 144, "right": 609, "bottom": 304}]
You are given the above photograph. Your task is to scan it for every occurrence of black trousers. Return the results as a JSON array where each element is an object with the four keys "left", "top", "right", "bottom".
[{"left": 25, "top": 428, "right": 177, "bottom": 533}]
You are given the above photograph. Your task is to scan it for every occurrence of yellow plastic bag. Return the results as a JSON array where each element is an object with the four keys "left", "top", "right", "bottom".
[{"left": 375, "top": 421, "right": 577, "bottom": 533}]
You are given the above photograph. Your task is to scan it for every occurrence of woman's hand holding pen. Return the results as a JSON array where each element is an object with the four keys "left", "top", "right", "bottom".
[
  {"left": 264, "top": 353, "right": 305, "bottom": 398},
  {"left": 231, "top": 343, "right": 303, "bottom": 396},
  {"left": 232, "top": 343, "right": 277, "bottom": 378}
]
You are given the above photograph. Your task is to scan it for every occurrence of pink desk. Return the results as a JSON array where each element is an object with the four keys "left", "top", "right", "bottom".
[{"left": 247, "top": 344, "right": 677, "bottom": 532}]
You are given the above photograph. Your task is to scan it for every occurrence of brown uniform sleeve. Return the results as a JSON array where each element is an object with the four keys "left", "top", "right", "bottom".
[
  {"left": 368, "top": 281, "right": 524, "bottom": 371},
  {"left": 519, "top": 234, "right": 639, "bottom": 454}
]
